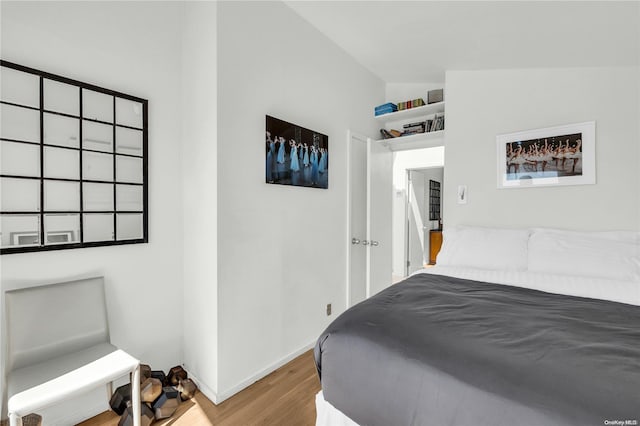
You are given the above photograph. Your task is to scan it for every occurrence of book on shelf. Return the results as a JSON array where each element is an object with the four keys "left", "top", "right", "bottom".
[
  {"left": 375, "top": 107, "right": 397, "bottom": 116},
  {"left": 427, "top": 114, "right": 445, "bottom": 132},
  {"left": 425, "top": 119, "right": 433, "bottom": 131},
  {"left": 402, "top": 129, "right": 424, "bottom": 136},
  {"left": 375, "top": 102, "right": 397, "bottom": 112},
  {"left": 380, "top": 129, "right": 395, "bottom": 139},
  {"left": 374, "top": 102, "right": 398, "bottom": 116},
  {"left": 397, "top": 98, "right": 426, "bottom": 111}
]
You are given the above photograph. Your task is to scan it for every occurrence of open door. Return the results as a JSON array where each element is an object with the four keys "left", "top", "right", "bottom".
[
  {"left": 406, "top": 170, "right": 431, "bottom": 275},
  {"left": 347, "top": 133, "right": 393, "bottom": 307},
  {"left": 347, "top": 131, "right": 368, "bottom": 307},
  {"left": 366, "top": 137, "right": 393, "bottom": 296}
]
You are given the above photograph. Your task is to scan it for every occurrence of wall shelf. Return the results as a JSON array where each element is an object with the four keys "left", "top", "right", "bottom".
[
  {"left": 374, "top": 101, "right": 445, "bottom": 122},
  {"left": 376, "top": 130, "right": 444, "bottom": 152},
  {"left": 375, "top": 97, "right": 445, "bottom": 151}
]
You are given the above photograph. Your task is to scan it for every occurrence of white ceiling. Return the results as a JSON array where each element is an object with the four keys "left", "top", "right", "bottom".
[{"left": 285, "top": 1, "right": 640, "bottom": 82}]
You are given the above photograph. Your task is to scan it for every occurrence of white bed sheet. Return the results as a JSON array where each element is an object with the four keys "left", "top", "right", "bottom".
[
  {"left": 417, "top": 265, "right": 640, "bottom": 306},
  {"left": 315, "top": 391, "right": 359, "bottom": 426}
]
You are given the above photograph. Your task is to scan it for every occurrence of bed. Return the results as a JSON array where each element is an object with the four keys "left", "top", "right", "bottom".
[{"left": 314, "top": 227, "right": 640, "bottom": 426}]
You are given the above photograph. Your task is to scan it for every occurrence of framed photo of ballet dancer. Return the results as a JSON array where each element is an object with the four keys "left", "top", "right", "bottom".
[
  {"left": 265, "top": 115, "right": 329, "bottom": 189},
  {"left": 496, "top": 121, "right": 595, "bottom": 189}
]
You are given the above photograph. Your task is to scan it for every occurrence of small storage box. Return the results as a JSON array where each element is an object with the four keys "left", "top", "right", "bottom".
[{"left": 427, "top": 89, "right": 444, "bottom": 104}]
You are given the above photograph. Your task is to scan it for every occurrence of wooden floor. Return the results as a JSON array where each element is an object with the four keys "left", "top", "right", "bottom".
[{"left": 79, "top": 350, "right": 320, "bottom": 426}]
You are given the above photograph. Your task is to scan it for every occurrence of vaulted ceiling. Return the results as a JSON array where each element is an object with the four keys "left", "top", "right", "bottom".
[{"left": 286, "top": 1, "right": 640, "bottom": 82}]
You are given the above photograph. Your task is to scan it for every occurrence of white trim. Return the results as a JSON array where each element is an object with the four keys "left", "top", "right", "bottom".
[
  {"left": 346, "top": 130, "right": 353, "bottom": 310},
  {"left": 181, "top": 368, "right": 220, "bottom": 405},
  {"left": 404, "top": 170, "right": 411, "bottom": 277},
  {"left": 187, "top": 340, "right": 316, "bottom": 405},
  {"left": 365, "top": 138, "right": 373, "bottom": 298}
]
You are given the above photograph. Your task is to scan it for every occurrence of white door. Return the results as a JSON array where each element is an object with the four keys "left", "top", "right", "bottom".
[
  {"left": 347, "top": 133, "right": 393, "bottom": 306},
  {"left": 366, "top": 137, "right": 393, "bottom": 297},
  {"left": 406, "top": 170, "right": 427, "bottom": 275},
  {"left": 347, "top": 132, "right": 368, "bottom": 307}
]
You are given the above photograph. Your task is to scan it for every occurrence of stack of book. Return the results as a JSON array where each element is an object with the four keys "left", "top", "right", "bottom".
[
  {"left": 402, "top": 121, "right": 426, "bottom": 136},
  {"left": 379, "top": 113, "right": 445, "bottom": 140},
  {"left": 397, "top": 98, "right": 425, "bottom": 111},
  {"left": 425, "top": 114, "right": 445, "bottom": 132},
  {"left": 374, "top": 102, "right": 398, "bottom": 116}
]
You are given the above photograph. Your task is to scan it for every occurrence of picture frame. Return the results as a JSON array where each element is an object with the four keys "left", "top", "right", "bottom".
[
  {"left": 265, "top": 115, "right": 329, "bottom": 189},
  {"left": 496, "top": 121, "right": 595, "bottom": 189}
]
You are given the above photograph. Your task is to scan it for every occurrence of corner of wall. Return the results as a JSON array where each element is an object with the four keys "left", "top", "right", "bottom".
[{"left": 181, "top": 0, "right": 219, "bottom": 397}]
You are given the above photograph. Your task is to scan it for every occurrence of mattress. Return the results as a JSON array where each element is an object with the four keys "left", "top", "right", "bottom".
[
  {"left": 314, "top": 273, "right": 640, "bottom": 426},
  {"left": 418, "top": 265, "right": 640, "bottom": 305}
]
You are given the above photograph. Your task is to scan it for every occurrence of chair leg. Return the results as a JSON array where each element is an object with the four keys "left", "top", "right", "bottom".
[
  {"left": 131, "top": 365, "right": 141, "bottom": 426},
  {"left": 9, "top": 412, "right": 22, "bottom": 426}
]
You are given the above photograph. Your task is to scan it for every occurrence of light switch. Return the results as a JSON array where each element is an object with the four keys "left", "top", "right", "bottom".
[{"left": 457, "top": 185, "right": 468, "bottom": 204}]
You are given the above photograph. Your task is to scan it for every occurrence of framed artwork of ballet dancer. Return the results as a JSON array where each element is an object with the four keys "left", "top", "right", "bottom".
[
  {"left": 496, "top": 121, "right": 595, "bottom": 189},
  {"left": 265, "top": 115, "right": 329, "bottom": 189}
]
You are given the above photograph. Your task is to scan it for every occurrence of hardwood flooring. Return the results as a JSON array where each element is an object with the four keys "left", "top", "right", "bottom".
[{"left": 79, "top": 350, "right": 320, "bottom": 426}]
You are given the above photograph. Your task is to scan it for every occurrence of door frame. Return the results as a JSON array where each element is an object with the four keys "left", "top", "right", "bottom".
[
  {"left": 404, "top": 166, "right": 444, "bottom": 277},
  {"left": 404, "top": 169, "right": 412, "bottom": 276}
]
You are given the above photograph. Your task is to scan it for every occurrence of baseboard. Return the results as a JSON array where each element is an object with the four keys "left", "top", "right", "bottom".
[
  {"left": 183, "top": 370, "right": 220, "bottom": 404},
  {"left": 217, "top": 341, "right": 315, "bottom": 403},
  {"left": 185, "top": 340, "right": 315, "bottom": 405}
]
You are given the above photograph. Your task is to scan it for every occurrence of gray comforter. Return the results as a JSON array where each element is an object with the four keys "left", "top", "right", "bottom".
[{"left": 314, "top": 273, "right": 640, "bottom": 426}]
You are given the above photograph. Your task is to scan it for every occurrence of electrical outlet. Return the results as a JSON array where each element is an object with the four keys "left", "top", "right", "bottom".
[{"left": 326, "top": 303, "right": 332, "bottom": 316}]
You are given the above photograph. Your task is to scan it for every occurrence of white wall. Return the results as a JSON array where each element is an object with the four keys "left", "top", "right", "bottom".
[
  {"left": 1, "top": 1, "right": 184, "bottom": 422},
  {"left": 181, "top": 1, "right": 219, "bottom": 400},
  {"left": 216, "top": 1, "right": 383, "bottom": 399},
  {"left": 444, "top": 67, "right": 640, "bottom": 231}
]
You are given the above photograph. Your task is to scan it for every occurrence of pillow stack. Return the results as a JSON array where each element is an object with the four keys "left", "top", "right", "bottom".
[{"left": 437, "top": 226, "right": 640, "bottom": 281}]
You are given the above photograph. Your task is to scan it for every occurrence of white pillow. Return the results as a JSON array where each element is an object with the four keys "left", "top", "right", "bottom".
[
  {"left": 530, "top": 227, "right": 640, "bottom": 243},
  {"left": 436, "top": 226, "right": 530, "bottom": 271},
  {"left": 528, "top": 229, "right": 640, "bottom": 281}
]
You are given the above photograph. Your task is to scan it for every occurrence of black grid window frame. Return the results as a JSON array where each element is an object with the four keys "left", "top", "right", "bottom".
[
  {"left": 0, "top": 60, "right": 149, "bottom": 254},
  {"left": 428, "top": 179, "right": 441, "bottom": 221}
]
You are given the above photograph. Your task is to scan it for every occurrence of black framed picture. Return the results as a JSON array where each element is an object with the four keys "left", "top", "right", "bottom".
[{"left": 265, "top": 115, "right": 328, "bottom": 189}]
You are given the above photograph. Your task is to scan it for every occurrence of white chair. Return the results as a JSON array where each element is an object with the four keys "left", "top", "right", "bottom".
[{"left": 3, "top": 277, "right": 140, "bottom": 426}]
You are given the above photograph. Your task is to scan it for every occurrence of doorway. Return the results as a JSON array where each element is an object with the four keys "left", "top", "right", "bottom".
[
  {"left": 405, "top": 167, "right": 444, "bottom": 275},
  {"left": 391, "top": 147, "right": 444, "bottom": 281}
]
